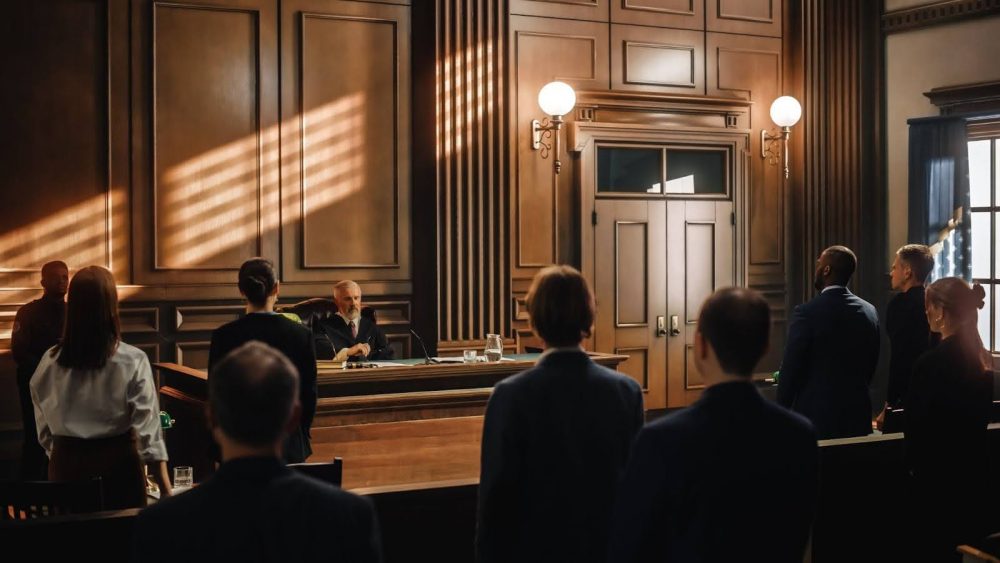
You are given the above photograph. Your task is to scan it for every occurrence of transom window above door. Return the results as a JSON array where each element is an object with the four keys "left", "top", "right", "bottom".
[{"left": 596, "top": 144, "right": 729, "bottom": 198}]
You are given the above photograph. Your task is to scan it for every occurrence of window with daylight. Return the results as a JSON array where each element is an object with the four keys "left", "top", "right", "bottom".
[{"left": 968, "top": 136, "right": 1000, "bottom": 352}]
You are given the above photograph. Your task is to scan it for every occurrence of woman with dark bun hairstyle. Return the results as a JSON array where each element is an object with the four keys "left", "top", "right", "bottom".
[
  {"left": 208, "top": 258, "right": 317, "bottom": 463},
  {"left": 904, "top": 277, "right": 993, "bottom": 561}
]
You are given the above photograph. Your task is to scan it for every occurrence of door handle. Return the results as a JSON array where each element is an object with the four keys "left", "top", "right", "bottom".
[
  {"left": 656, "top": 316, "right": 667, "bottom": 337},
  {"left": 669, "top": 315, "right": 680, "bottom": 336}
]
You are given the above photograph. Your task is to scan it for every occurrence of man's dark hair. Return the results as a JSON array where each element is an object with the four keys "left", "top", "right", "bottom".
[
  {"left": 697, "top": 287, "right": 770, "bottom": 377},
  {"left": 527, "top": 265, "right": 595, "bottom": 347},
  {"left": 41, "top": 260, "right": 68, "bottom": 277},
  {"left": 897, "top": 244, "right": 934, "bottom": 283},
  {"left": 209, "top": 341, "right": 299, "bottom": 447},
  {"left": 825, "top": 246, "right": 857, "bottom": 286},
  {"left": 238, "top": 258, "right": 277, "bottom": 307}
]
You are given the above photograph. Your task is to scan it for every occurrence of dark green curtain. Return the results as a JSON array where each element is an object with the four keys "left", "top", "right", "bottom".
[{"left": 907, "top": 117, "right": 970, "bottom": 281}]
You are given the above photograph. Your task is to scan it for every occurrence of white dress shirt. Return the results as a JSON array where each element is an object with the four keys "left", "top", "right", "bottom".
[{"left": 30, "top": 341, "right": 168, "bottom": 462}]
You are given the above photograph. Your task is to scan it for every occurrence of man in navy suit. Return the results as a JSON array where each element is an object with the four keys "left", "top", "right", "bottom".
[
  {"left": 608, "top": 287, "right": 819, "bottom": 563},
  {"left": 132, "top": 341, "right": 382, "bottom": 563},
  {"left": 477, "top": 265, "right": 644, "bottom": 563},
  {"left": 778, "top": 245, "right": 880, "bottom": 439}
]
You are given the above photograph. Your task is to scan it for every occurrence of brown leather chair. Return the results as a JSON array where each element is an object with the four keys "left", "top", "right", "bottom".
[{"left": 278, "top": 298, "right": 377, "bottom": 329}]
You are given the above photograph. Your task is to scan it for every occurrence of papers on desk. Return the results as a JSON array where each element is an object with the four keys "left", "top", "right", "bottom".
[
  {"left": 368, "top": 361, "right": 407, "bottom": 367},
  {"left": 432, "top": 356, "right": 466, "bottom": 363},
  {"left": 431, "top": 356, "right": 515, "bottom": 363}
]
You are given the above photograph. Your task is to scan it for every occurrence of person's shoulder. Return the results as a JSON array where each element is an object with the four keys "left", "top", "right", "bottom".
[
  {"left": 14, "top": 297, "right": 43, "bottom": 318},
  {"left": 112, "top": 342, "right": 151, "bottom": 371},
  {"left": 762, "top": 400, "right": 817, "bottom": 439},
  {"left": 590, "top": 360, "right": 642, "bottom": 393},
  {"left": 276, "top": 472, "right": 375, "bottom": 516}
]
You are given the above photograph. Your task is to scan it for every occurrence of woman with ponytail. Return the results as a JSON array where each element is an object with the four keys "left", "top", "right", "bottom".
[
  {"left": 208, "top": 258, "right": 317, "bottom": 463},
  {"left": 904, "top": 277, "right": 993, "bottom": 560}
]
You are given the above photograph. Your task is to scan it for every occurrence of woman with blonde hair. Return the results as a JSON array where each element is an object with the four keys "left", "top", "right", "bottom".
[
  {"left": 904, "top": 277, "right": 993, "bottom": 560},
  {"left": 31, "top": 266, "right": 170, "bottom": 508}
]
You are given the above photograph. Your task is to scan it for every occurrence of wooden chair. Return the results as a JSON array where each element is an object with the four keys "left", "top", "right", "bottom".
[
  {"left": 0, "top": 478, "right": 104, "bottom": 520},
  {"left": 289, "top": 458, "right": 344, "bottom": 487}
]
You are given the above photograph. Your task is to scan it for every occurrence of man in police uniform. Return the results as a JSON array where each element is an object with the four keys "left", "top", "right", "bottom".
[{"left": 11, "top": 260, "right": 69, "bottom": 480}]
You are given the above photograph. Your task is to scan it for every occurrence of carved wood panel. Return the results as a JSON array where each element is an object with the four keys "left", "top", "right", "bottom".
[
  {"left": 0, "top": 0, "right": 129, "bottom": 289},
  {"left": 132, "top": 0, "right": 279, "bottom": 285},
  {"left": 612, "top": 0, "right": 703, "bottom": 30},
  {"left": 280, "top": 0, "right": 411, "bottom": 283},
  {"left": 707, "top": 32, "right": 782, "bottom": 269},
  {"left": 708, "top": 0, "right": 782, "bottom": 37},
  {"left": 510, "top": 16, "right": 609, "bottom": 281},
  {"left": 511, "top": 0, "right": 609, "bottom": 22},
  {"left": 611, "top": 25, "right": 704, "bottom": 95}
]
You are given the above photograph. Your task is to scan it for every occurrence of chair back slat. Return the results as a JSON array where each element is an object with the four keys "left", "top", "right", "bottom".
[
  {"left": 288, "top": 458, "right": 344, "bottom": 488},
  {"left": 0, "top": 478, "right": 104, "bottom": 520}
]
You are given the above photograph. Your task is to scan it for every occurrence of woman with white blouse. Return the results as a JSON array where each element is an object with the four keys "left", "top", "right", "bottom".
[{"left": 30, "top": 265, "right": 171, "bottom": 509}]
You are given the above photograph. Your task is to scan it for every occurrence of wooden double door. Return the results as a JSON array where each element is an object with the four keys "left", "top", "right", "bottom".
[{"left": 593, "top": 198, "right": 735, "bottom": 409}]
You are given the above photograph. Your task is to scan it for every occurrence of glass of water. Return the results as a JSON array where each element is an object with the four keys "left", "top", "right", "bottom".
[
  {"left": 173, "top": 465, "right": 193, "bottom": 493},
  {"left": 485, "top": 334, "right": 503, "bottom": 362}
]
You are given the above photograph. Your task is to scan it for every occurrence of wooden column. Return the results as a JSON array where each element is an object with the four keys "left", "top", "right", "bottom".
[
  {"left": 791, "top": 0, "right": 884, "bottom": 305},
  {"left": 420, "top": 0, "right": 510, "bottom": 348}
]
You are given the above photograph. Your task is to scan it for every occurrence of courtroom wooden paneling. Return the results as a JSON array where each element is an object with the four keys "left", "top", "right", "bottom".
[
  {"left": 510, "top": 15, "right": 610, "bottom": 282},
  {"left": 611, "top": 24, "right": 705, "bottom": 94},
  {"left": 706, "top": 31, "right": 785, "bottom": 372},
  {"left": 793, "top": 0, "right": 884, "bottom": 309},
  {"left": 707, "top": 0, "right": 782, "bottom": 37},
  {"left": 279, "top": 0, "right": 411, "bottom": 283},
  {"left": 432, "top": 0, "right": 511, "bottom": 344},
  {"left": 707, "top": 32, "right": 783, "bottom": 267},
  {"left": 0, "top": 0, "right": 130, "bottom": 289},
  {"left": 132, "top": 0, "right": 279, "bottom": 285},
  {"left": 510, "top": 0, "right": 609, "bottom": 21},
  {"left": 611, "top": 0, "right": 703, "bottom": 30}
]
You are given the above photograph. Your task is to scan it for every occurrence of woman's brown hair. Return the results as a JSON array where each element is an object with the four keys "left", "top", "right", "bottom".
[
  {"left": 526, "top": 265, "right": 595, "bottom": 347},
  {"left": 925, "top": 277, "right": 990, "bottom": 370},
  {"left": 55, "top": 265, "right": 121, "bottom": 370}
]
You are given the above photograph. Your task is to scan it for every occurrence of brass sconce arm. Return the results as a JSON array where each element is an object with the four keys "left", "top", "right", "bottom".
[
  {"left": 531, "top": 115, "right": 565, "bottom": 174},
  {"left": 761, "top": 126, "right": 792, "bottom": 179}
]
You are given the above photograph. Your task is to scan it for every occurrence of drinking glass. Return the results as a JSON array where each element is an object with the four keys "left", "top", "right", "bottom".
[
  {"left": 173, "top": 466, "right": 193, "bottom": 493},
  {"left": 485, "top": 334, "right": 503, "bottom": 362},
  {"left": 463, "top": 349, "right": 477, "bottom": 363}
]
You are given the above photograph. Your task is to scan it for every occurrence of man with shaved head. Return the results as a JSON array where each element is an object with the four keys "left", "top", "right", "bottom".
[
  {"left": 314, "top": 280, "right": 393, "bottom": 361},
  {"left": 778, "top": 245, "right": 880, "bottom": 439},
  {"left": 12, "top": 260, "right": 69, "bottom": 479}
]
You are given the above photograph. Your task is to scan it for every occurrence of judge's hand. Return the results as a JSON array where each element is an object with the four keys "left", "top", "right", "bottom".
[
  {"left": 874, "top": 406, "right": 887, "bottom": 432},
  {"left": 349, "top": 343, "right": 371, "bottom": 358}
]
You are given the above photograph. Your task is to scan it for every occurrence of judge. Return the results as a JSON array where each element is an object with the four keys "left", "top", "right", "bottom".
[{"left": 314, "top": 280, "right": 393, "bottom": 361}]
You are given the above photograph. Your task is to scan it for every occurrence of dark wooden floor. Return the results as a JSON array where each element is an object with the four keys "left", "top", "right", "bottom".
[{"left": 309, "top": 416, "right": 484, "bottom": 490}]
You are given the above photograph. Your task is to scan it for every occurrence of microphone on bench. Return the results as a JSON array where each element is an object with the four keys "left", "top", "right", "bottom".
[{"left": 409, "top": 329, "right": 439, "bottom": 365}]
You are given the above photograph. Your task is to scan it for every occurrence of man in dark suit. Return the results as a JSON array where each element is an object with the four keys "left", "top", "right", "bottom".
[
  {"left": 314, "top": 280, "right": 393, "bottom": 361},
  {"left": 132, "top": 341, "right": 382, "bottom": 563},
  {"left": 11, "top": 260, "right": 68, "bottom": 480},
  {"left": 608, "top": 287, "right": 819, "bottom": 563},
  {"left": 778, "top": 245, "right": 880, "bottom": 439},
  {"left": 477, "top": 265, "right": 644, "bottom": 563},
  {"left": 882, "top": 244, "right": 936, "bottom": 414}
]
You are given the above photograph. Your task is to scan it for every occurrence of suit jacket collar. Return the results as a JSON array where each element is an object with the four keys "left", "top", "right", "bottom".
[
  {"left": 214, "top": 456, "right": 287, "bottom": 483},
  {"left": 324, "top": 314, "right": 373, "bottom": 342},
  {"left": 696, "top": 380, "right": 762, "bottom": 407},
  {"left": 537, "top": 348, "right": 591, "bottom": 367}
]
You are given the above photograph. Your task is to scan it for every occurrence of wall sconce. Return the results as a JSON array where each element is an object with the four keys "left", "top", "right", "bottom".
[
  {"left": 761, "top": 95, "right": 802, "bottom": 179},
  {"left": 532, "top": 81, "right": 576, "bottom": 175}
]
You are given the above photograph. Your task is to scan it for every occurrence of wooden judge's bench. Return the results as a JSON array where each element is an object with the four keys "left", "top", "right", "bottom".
[{"left": 154, "top": 352, "right": 629, "bottom": 480}]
